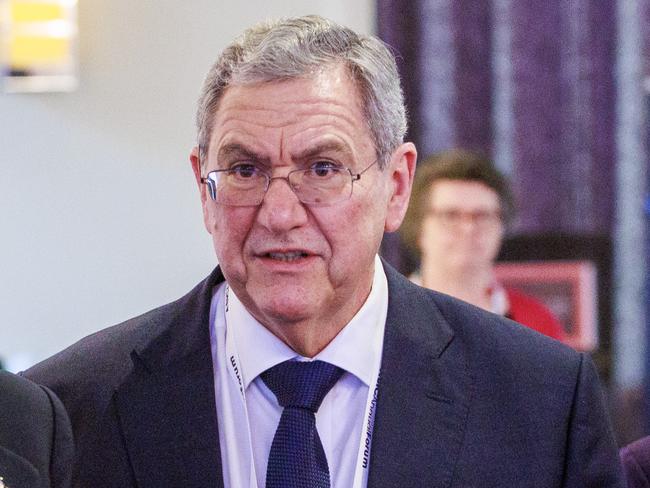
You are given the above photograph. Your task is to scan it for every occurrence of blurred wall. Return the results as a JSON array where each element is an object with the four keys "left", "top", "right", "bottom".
[{"left": 0, "top": 0, "right": 375, "bottom": 371}]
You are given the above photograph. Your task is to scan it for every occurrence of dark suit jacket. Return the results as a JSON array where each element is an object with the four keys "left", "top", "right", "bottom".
[
  {"left": 0, "top": 370, "right": 73, "bottom": 488},
  {"left": 620, "top": 435, "right": 650, "bottom": 487},
  {"left": 25, "top": 264, "right": 625, "bottom": 487}
]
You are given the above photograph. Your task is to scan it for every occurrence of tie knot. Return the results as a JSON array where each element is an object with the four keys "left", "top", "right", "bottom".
[{"left": 261, "top": 360, "right": 344, "bottom": 412}]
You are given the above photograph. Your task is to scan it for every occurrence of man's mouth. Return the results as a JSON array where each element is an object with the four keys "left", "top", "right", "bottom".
[{"left": 265, "top": 251, "right": 310, "bottom": 262}]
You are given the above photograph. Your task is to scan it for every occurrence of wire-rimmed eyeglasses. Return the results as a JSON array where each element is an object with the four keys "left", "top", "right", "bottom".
[
  {"left": 200, "top": 160, "right": 378, "bottom": 206},
  {"left": 427, "top": 208, "right": 503, "bottom": 229}
]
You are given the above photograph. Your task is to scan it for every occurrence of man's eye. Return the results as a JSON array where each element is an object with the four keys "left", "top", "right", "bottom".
[
  {"left": 308, "top": 161, "right": 340, "bottom": 178},
  {"left": 230, "top": 164, "right": 258, "bottom": 178}
]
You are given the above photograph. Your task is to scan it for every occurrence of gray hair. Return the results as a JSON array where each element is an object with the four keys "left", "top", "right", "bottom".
[{"left": 196, "top": 15, "right": 407, "bottom": 170}]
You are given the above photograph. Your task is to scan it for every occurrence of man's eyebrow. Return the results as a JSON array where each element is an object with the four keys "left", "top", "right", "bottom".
[
  {"left": 217, "top": 143, "right": 269, "bottom": 164},
  {"left": 294, "top": 142, "right": 354, "bottom": 162}
]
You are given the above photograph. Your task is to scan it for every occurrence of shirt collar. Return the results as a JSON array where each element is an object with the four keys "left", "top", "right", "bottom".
[
  {"left": 229, "top": 255, "right": 388, "bottom": 389},
  {"left": 489, "top": 279, "right": 509, "bottom": 316}
]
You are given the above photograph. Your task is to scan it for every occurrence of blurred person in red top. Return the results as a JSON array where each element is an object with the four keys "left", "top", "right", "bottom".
[{"left": 400, "top": 149, "right": 565, "bottom": 341}]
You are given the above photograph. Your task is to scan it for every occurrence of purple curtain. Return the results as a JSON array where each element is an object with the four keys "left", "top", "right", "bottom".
[{"left": 378, "top": 0, "right": 616, "bottom": 237}]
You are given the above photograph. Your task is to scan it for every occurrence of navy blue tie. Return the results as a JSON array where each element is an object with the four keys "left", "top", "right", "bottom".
[{"left": 261, "top": 360, "right": 344, "bottom": 488}]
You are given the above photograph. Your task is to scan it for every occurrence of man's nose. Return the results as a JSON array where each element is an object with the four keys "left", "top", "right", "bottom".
[{"left": 256, "top": 176, "right": 308, "bottom": 232}]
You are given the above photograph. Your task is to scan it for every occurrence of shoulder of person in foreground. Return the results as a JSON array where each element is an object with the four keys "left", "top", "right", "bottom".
[
  {"left": 383, "top": 263, "right": 625, "bottom": 486},
  {"left": 23, "top": 267, "right": 223, "bottom": 425},
  {"left": 0, "top": 370, "right": 73, "bottom": 488},
  {"left": 620, "top": 435, "right": 650, "bottom": 488}
]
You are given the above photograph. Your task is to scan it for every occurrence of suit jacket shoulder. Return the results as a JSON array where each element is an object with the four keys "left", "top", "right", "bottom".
[
  {"left": 369, "top": 262, "right": 624, "bottom": 487},
  {"left": 26, "top": 268, "right": 225, "bottom": 416},
  {"left": 0, "top": 371, "right": 73, "bottom": 488},
  {"left": 24, "top": 267, "right": 226, "bottom": 487}
]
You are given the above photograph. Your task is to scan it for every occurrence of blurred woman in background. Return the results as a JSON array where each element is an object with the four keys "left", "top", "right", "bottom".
[{"left": 400, "top": 149, "right": 565, "bottom": 341}]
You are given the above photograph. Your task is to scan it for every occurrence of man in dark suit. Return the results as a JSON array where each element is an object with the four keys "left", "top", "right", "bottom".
[
  {"left": 0, "top": 370, "right": 72, "bottom": 488},
  {"left": 25, "top": 15, "right": 624, "bottom": 487}
]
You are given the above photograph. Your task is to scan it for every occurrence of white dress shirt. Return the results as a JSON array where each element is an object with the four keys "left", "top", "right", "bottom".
[{"left": 209, "top": 255, "right": 388, "bottom": 488}]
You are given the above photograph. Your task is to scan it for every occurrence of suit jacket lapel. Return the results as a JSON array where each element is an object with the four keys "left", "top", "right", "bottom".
[
  {"left": 368, "top": 264, "right": 472, "bottom": 488},
  {"left": 114, "top": 268, "right": 226, "bottom": 488}
]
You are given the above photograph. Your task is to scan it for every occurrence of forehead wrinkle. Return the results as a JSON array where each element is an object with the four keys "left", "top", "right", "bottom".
[
  {"left": 278, "top": 127, "right": 287, "bottom": 162},
  {"left": 216, "top": 107, "right": 289, "bottom": 131},
  {"left": 293, "top": 100, "right": 363, "bottom": 132},
  {"left": 221, "top": 89, "right": 363, "bottom": 127}
]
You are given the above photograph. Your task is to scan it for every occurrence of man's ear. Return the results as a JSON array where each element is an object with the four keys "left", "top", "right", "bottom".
[
  {"left": 190, "top": 146, "right": 212, "bottom": 232},
  {"left": 384, "top": 142, "right": 417, "bottom": 233},
  {"left": 190, "top": 146, "right": 206, "bottom": 203}
]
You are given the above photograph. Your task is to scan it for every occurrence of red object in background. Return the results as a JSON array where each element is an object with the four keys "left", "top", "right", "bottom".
[
  {"left": 495, "top": 260, "right": 598, "bottom": 351},
  {"left": 505, "top": 287, "right": 566, "bottom": 342}
]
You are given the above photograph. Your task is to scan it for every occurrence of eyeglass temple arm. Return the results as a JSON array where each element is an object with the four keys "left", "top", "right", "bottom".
[
  {"left": 352, "top": 159, "right": 379, "bottom": 180},
  {"left": 200, "top": 176, "right": 217, "bottom": 200}
]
